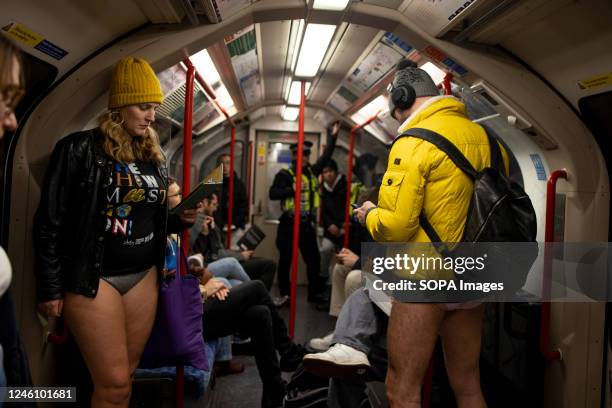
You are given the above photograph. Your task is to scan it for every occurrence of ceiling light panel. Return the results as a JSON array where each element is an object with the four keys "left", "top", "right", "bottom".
[
  {"left": 288, "top": 81, "right": 312, "bottom": 105},
  {"left": 281, "top": 105, "right": 300, "bottom": 121},
  {"left": 313, "top": 0, "right": 350, "bottom": 10},
  {"left": 295, "top": 24, "right": 336, "bottom": 77}
]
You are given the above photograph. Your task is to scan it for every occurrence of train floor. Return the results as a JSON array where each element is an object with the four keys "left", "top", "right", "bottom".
[{"left": 211, "top": 285, "right": 336, "bottom": 407}]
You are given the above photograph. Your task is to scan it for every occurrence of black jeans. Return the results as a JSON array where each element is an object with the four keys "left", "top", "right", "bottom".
[
  {"left": 202, "top": 280, "right": 291, "bottom": 386},
  {"left": 241, "top": 257, "right": 276, "bottom": 291},
  {"left": 275, "top": 215, "right": 322, "bottom": 297}
]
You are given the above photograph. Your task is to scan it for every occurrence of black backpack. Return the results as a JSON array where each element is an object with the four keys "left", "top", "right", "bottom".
[{"left": 398, "top": 127, "right": 538, "bottom": 294}]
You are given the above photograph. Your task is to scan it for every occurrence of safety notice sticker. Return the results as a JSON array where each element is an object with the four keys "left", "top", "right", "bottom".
[
  {"left": 2, "top": 22, "right": 68, "bottom": 60},
  {"left": 578, "top": 72, "right": 612, "bottom": 90}
]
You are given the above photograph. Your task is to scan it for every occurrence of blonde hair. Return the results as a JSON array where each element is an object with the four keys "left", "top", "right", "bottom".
[
  {"left": 98, "top": 111, "right": 164, "bottom": 163},
  {"left": 0, "top": 36, "right": 23, "bottom": 87}
]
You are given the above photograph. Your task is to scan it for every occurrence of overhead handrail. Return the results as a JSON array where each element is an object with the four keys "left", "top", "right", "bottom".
[
  {"left": 289, "top": 81, "right": 307, "bottom": 338},
  {"left": 342, "top": 112, "right": 380, "bottom": 249},
  {"left": 540, "top": 169, "right": 567, "bottom": 361},
  {"left": 187, "top": 58, "right": 237, "bottom": 249}
]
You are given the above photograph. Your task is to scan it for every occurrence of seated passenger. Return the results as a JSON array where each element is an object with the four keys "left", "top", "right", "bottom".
[
  {"left": 33, "top": 57, "right": 198, "bottom": 407},
  {"left": 193, "top": 193, "right": 276, "bottom": 291},
  {"left": 168, "top": 181, "right": 305, "bottom": 408},
  {"left": 215, "top": 153, "right": 249, "bottom": 231},
  {"left": 309, "top": 248, "right": 362, "bottom": 351},
  {"left": 303, "top": 289, "right": 389, "bottom": 408}
]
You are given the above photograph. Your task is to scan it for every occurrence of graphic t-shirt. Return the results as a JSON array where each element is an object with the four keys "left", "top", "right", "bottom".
[{"left": 102, "top": 161, "right": 167, "bottom": 276}]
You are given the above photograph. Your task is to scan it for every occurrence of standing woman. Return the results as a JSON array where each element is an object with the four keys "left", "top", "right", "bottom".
[{"left": 33, "top": 57, "right": 196, "bottom": 407}]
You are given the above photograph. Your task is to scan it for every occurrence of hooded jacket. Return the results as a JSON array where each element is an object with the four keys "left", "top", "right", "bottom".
[{"left": 365, "top": 96, "right": 509, "bottom": 245}]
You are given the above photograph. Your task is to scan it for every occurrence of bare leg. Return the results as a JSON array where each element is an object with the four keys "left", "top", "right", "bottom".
[
  {"left": 123, "top": 267, "right": 158, "bottom": 373},
  {"left": 385, "top": 302, "right": 445, "bottom": 408},
  {"left": 439, "top": 305, "right": 487, "bottom": 408},
  {"left": 63, "top": 281, "right": 130, "bottom": 407}
]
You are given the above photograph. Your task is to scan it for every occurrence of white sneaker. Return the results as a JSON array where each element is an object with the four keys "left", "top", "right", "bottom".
[
  {"left": 309, "top": 332, "right": 334, "bottom": 351},
  {"left": 302, "top": 343, "right": 370, "bottom": 378}
]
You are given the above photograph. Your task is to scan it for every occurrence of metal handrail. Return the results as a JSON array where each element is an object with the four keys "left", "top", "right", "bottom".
[{"left": 540, "top": 169, "right": 567, "bottom": 361}]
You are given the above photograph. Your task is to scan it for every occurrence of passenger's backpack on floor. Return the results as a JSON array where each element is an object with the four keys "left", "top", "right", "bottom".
[
  {"left": 283, "top": 364, "right": 329, "bottom": 408},
  {"left": 398, "top": 127, "right": 538, "bottom": 294}
]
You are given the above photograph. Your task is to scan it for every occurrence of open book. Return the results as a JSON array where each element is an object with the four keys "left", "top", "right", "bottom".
[
  {"left": 236, "top": 224, "right": 266, "bottom": 251},
  {"left": 169, "top": 164, "right": 223, "bottom": 215}
]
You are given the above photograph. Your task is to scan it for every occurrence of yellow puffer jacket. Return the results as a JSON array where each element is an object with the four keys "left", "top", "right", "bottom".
[{"left": 366, "top": 96, "right": 509, "bottom": 246}]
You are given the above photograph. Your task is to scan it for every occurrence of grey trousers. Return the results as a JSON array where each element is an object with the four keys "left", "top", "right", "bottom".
[{"left": 328, "top": 289, "right": 389, "bottom": 408}]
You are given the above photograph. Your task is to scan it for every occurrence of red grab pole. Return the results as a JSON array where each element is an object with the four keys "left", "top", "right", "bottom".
[
  {"left": 289, "top": 81, "right": 306, "bottom": 338},
  {"left": 246, "top": 140, "right": 253, "bottom": 219},
  {"left": 540, "top": 169, "right": 567, "bottom": 361},
  {"left": 442, "top": 72, "right": 453, "bottom": 96},
  {"left": 342, "top": 112, "right": 380, "bottom": 249},
  {"left": 226, "top": 126, "right": 236, "bottom": 248},
  {"left": 177, "top": 58, "right": 196, "bottom": 408}
]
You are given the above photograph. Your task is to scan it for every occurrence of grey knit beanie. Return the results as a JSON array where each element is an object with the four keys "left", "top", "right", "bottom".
[{"left": 388, "top": 60, "right": 439, "bottom": 113}]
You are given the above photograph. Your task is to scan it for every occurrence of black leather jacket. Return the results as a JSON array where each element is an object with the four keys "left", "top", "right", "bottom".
[{"left": 32, "top": 128, "right": 181, "bottom": 301}]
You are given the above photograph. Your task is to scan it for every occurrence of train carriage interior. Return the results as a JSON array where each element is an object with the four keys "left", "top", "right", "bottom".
[{"left": 1, "top": 0, "right": 612, "bottom": 407}]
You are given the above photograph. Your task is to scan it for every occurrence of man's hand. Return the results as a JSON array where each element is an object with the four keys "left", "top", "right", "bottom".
[
  {"left": 38, "top": 299, "right": 63, "bottom": 318},
  {"left": 180, "top": 206, "right": 199, "bottom": 224},
  {"left": 354, "top": 201, "right": 376, "bottom": 225},
  {"left": 201, "top": 215, "right": 214, "bottom": 235},
  {"left": 327, "top": 224, "right": 340, "bottom": 237},
  {"left": 330, "top": 121, "right": 341, "bottom": 137},
  {"left": 336, "top": 248, "right": 359, "bottom": 268},
  {"left": 241, "top": 250, "right": 254, "bottom": 261}
]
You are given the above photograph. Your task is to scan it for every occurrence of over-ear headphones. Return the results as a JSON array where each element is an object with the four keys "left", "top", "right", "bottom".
[{"left": 388, "top": 82, "right": 416, "bottom": 111}]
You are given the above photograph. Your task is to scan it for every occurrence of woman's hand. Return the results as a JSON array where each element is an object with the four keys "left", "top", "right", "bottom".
[
  {"left": 354, "top": 201, "right": 376, "bottom": 225},
  {"left": 180, "top": 207, "right": 199, "bottom": 224},
  {"left": 241, "top": 250, "right": 254, "bottom": 261},
  {"left": 38, "top": 299, "right": 64, "bottom": 318}
]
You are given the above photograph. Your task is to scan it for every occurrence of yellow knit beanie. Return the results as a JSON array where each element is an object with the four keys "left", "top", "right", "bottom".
[{"left": 108, "top": 57, "right": 163, "bottom": 109}]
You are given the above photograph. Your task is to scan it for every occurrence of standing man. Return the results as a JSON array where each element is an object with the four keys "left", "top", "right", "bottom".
[
  {"left": 269, "top": 122, "right": 340, "bottom": 307},
  {"left": 216, "top": 153, "right": 249, "bottom": 231},
  {"left": 355, "top": 60, "right": 506, "bottom": 407}
]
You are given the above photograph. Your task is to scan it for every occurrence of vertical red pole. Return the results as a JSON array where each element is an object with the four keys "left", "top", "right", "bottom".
[
  {"left": 289, "top": 81, "right": 306, "bottom": 338},
  {"left": 540, "top": 170, "right": 566, "bottom": 361},
  {"left": 442, "top": 73, "right": 453, "bottom": 95},
  {"left": 342, "top": 129, "right": 356, "bottom": 249},
  {"left": 177, "top": 58, "right": 195, "bottom": 408},
  {"left": 246, "top": 140, "right": 253, "bottom": 219},
  {"left": 226, "top": 126, "right": 236, "bottom": 248}
]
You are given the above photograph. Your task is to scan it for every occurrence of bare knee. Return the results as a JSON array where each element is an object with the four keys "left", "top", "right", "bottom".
[
  {"left": 447, "top": 364, "right": 481, "bottom": 398},
  {"left": 386, "top": 362, "right": 422, "bottom": 406},
  {"left": 94, "top": 372, "right": 132, "bottom": 405}
]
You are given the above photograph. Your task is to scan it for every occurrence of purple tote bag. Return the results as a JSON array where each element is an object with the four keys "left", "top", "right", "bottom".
[{"left": 139, "top": 238, "right": 208, "bottom": 371}]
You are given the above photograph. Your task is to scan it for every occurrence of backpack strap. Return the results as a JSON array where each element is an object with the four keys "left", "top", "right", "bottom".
[
  {"left": 397, "top": 128, "right": 475, "bottom": 252},
  {"left": 481, "top": 125, "right": 503, "bottom": 170},
  {"left": 398, "top": 128, "right": 478, "bottom": 180}
]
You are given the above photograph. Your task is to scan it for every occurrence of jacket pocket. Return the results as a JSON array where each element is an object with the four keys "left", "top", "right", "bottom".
[{"left": 378, "top": 171, "right": 404, "bottom": 212}]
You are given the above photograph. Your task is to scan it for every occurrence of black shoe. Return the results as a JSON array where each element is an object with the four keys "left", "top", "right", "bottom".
[
  {"left": 262, "top": 379, "right": 286, "bottom": 408},
  {"left": 280, "top": 343, "right": 307, "bottom": 372}
]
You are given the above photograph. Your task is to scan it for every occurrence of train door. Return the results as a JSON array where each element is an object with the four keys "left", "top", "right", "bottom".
[{"left": 251, "top": 129, "right": 320, "bottom": 286}]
